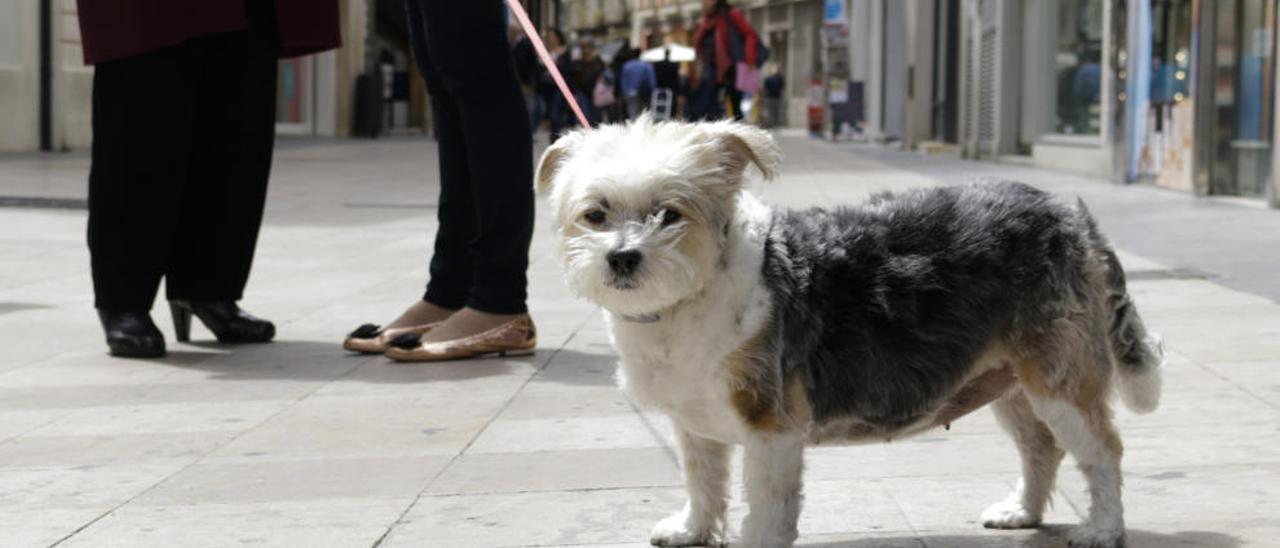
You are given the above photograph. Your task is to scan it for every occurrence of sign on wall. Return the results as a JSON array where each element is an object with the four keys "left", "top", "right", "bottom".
[{"left": 824, "top": 0, "right": 846, "bottom": 25}]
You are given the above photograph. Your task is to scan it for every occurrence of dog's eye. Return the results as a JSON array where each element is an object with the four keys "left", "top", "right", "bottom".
[
  {"left": 660, "top": 209, "right": 682, "bottom": 226},
  {"left": 584, "top": 210, "right": 606, "bottom": 226}
]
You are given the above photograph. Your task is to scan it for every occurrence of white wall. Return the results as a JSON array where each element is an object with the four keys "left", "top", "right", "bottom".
[
  {"left": 1019, "top": 2, "right": 1055, "bottom": 147},
  {"left": 0, "top": 0, "right": 40, "bottom": 151},
  {"left": 56, "top": 0, "right": 94, "bottom": 150},
  {"left": 786, "top": 0, "right": 821, "bottom": 129},
  {"left": 881, "top": 0, "right": 906, "bottom": 140},
  {"left": 903, "top": 0, "right": 935, "bottom": 148},
  {"left": 0, "top": 0, "right": 94, "bottom": 152}
]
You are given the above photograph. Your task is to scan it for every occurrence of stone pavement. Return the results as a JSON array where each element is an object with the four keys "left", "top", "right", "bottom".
[{"left": 0, "top": 133, "right": 1277, "bottom": 548}]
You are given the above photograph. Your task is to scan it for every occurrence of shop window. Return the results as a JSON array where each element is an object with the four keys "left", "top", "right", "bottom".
[
  {"left": 1205, "top": 0, "right": 1276, "bottom": 197},
  {"left": 1151, "top": 0, "right": 1193, "bottom": 106},
  {"left": 1053, "top": 0, "right": 1105, "bottom": 135}
]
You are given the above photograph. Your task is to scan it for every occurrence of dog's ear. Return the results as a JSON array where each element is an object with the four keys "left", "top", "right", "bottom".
[
  {"left": 715, "top": 123, "right": 781, "bottom": 182},
  {"left": 534, "top": 132, "right": 583, "bottom": 193}
]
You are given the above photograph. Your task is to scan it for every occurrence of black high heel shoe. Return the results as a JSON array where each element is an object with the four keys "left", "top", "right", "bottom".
[
  {"left": 169, "top": 300, "right": 276, "bottom": 343},
  {"left": 98, "top": 310, "right": 166, "bottom": 358}
]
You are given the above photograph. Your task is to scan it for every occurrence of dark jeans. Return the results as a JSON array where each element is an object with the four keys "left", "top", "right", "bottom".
[
  {"left": 87, "top": 2, "right": 278, "bottom": 311},
  {"left": 405, "top": 0, "right": 534, "bottom": 314},
  {"left": 725, "top": 85, "right": 744, "bottom": 121},
  {"left": 545, "top": 87, "right": 568, "bottom": 142},
  {"left": 574, "top": 92, "right": 601, "bottom": 127},
  {"left": 686, "top": 66, "right": 743, "bottom": 121},
  {"left": 528, "top": 89, "right": 546, "bottom": 134}
]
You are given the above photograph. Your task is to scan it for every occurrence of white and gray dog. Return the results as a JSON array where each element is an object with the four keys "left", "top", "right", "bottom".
[{"left": 536, "top": 116, "right": 1163, "bottom": 548}]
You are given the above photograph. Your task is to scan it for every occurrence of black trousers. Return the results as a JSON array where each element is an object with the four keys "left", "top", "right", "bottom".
[
  {"left": 405, "top": 0, "right": 534, "bottom": 314},
  {"left": 87, "top": 3, "right": 279, "bottom": 311}
]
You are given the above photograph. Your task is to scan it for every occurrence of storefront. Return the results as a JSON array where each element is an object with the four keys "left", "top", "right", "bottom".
[
  {"left": 1138, "top": 0, "right": 1195, "bottom": 191},
  {"left": 740, "top": 0, "right": 822, "bottom": 131},
  {"left": 1129, "top": 0, "right": 1276, "bottom": 199},
  {"left": 1024, "top": 0, "right": 1114, "bottom": 178},
  {"left": 1195, "top": 0, "right": 1276, "bottom": 198}
]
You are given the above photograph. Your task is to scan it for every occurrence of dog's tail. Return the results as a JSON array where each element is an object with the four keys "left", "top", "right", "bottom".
[{"left": 1077, "top": 200, "right": 1164, "bottom": 414}]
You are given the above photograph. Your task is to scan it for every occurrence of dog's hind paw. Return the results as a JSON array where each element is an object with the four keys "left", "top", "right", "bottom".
[
  {"left": 980, "top": 500, "right": 1041, "bottom": 529},
  {"left": 1067, "top": 525, "right": 1124, "bottom": 548},
  {"left": 649, "top": 511, "right": 725, "bottom": 547}
]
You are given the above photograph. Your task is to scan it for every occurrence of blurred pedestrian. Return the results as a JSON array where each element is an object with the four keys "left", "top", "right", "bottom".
[
  {"left": 535, "top": 29, "right": 573, "bottom": 142},
  {"left": 690, "top": 0, "right": 759, "bottom": 120},
  {"left": 77, "top": 0, "right": 340, "bottom": 358},
  {"left": 762, "top": 63, "right": 785, "bottom": 128},
  {"left": 572, "top": 39, "right": 606, "bottom": 126},
  {"left": 344, "top": 0, "right": 537, "bottom": 361},
  {"left": 620, "top": 48, "right": 657, "bottom": 120}
]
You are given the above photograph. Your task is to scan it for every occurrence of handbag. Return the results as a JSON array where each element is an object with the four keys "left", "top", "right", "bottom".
[
  {"left": 593, "top": 75, "right": 616, "bottom": 108},
  {"left": 735, "top": 62, "right": 761, "bottom": 95}
]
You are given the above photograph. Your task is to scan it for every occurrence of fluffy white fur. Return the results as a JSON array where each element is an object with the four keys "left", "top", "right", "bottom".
[{"left": 539, "top": 116, "right": 789, "bottom": 546}]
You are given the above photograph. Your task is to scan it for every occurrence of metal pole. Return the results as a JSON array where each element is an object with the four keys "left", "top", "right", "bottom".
[{"left": 39, "top": 0, "right": 52, "bottom": 151}]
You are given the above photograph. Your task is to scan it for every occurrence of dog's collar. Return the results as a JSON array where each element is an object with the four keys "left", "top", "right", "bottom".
[{"left": 618, "top": 312, "right": 661, "bottom": 323}]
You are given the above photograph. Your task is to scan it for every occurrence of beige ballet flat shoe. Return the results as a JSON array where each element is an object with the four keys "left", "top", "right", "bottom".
[
  {"left": 343, "top": 322, "right": 441, "bottom": 354},
  {"left": 383, "top": 316, "right": 536, "bottom": 362}
]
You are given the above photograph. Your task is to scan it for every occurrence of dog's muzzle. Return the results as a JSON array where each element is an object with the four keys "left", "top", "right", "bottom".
[{"left": 606, "top": 249, "right": 643, "bottom": 278}]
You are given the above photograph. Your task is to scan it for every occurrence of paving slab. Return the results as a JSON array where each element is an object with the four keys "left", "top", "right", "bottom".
[
  {"left": 425, "top": 448, "right": 680, "bottom": 495},
  {"left": 57, "top": 498, "right": 410, "bottom": 548},
  {"left": 378, "top": 487, "right": 686, "bottom": 547}
]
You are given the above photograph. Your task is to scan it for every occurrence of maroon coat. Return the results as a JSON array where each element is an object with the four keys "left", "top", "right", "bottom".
[{"left": 77, "top": 0, "right": 341, "bottom": 65}]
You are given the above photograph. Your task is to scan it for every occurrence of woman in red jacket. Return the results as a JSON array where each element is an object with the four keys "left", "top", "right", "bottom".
[
  {"left": 691, "top": 0, "right": 758, "bottom": 120},
  {"left": 78, "top": 0, "right": 340, "bottom": 357}
]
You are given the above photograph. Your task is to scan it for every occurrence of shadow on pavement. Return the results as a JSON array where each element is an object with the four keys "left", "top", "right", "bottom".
[
  {"left": 801, "top": 526, "right": 1240, "bottom": 548},
  {"left": 0, "top": 301, "right": 54, "bottom": 316},
  {"left": 146, "top": 340, "right": 620, "bottom": 387}
]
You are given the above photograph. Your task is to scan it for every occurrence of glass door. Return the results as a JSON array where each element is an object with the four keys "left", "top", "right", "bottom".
[
  {"left": 1229, "top": 0, "right": 1276, "bottom": 196},
  {"left": 1205, "top": 0, "right": 1276, "bottom": 196}
]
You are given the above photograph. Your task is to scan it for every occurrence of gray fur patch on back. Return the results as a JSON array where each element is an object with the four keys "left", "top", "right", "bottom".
[{"left": 761, "top": 181, "right": 1102, "bottom": 429}]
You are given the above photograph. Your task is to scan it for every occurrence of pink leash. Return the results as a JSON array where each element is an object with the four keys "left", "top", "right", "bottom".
[{"left": 507, "top": 0, "right": 590, "bottom": 128}]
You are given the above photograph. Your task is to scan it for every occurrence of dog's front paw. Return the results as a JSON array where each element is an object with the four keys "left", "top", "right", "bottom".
[
  {"left": 1067, "top": 525, "right": 1124, "bottom": 548},
  {"left": 649, "top": 511, "right": 725, "bottom": 547},
  {"left": 980, "top": 499, "right": 1041, "bottom": 529}
]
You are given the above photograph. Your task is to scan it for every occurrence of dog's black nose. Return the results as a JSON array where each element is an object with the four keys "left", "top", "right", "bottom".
[{"left": 607, "top": 249, "right": 643, "bottom": 276}]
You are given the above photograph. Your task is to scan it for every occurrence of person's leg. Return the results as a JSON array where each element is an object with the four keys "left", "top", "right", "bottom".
[
  {"left": 727, "top": 86, "right": 744, "bottom": 121},
  {"left": 88, "top": 41, "right": 203, "bottom": 312},
  {"left": 166, "top": 1, "right": 278, "bottom": 303},
  {"left": 625, "top": 95, "right": 641, "bottom": 120},
  {"left": 404, "top": 0, "right": 477, "bottom": 321},
  {"left": 549, "top": 93, "right": 566, "bottom": 142},
  {"left": 529, "top": 89, "right": 545, "bottom": 133},
  {"left": 689, "top": 79, "right": 718, "bottom": 121},
  {"left": 418, "top": 0, "right": 533, "bottom": 318},
  {"left": 344, "top": 0, "right": 471, "bottom": 350},
  {"left": 575, "top": 92, "right": 598, "bottom": 127}
]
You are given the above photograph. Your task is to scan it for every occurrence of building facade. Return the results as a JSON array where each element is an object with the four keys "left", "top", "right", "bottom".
[
  {"left": 837, "top": 0, "right": 1278, "bottom": 207},
  {"left": 949, "top": 0, "right": 1277, "bottom": 205},
  {"left": 0, "top": 0, "right": 437, "bottom": 152},
  {"left": 624, "top": 0, "right": 827, "bottom": 129},
  {"left": 5, "top": 0, "right": 1275, "bottom": 207},
  {"left": 0, "top": 0, "right": 92, "bottom": 151}
]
